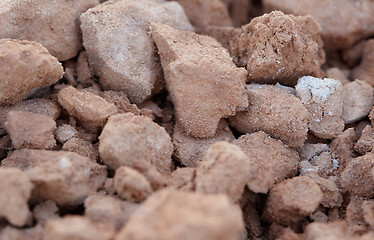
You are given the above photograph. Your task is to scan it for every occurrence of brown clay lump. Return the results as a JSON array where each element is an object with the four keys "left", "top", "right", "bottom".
[
  {"left": 57, "top": 86, "right": 118, "bottom": 133},
  {"left": 0, "top": 0, "right": 99, "bottom": 61},
  {"left": 0, "top": 39, "right": 63, "bottom": 105},
  {"left": 295, "top": 76, "right": 344, "bottom": 139},
  {"left": 115, "top": 190, "right": 244, "bottom": 240},
  {"left": 151, "top": 23, "right": 248, "bottom": 138},
  {"left": 80, "top": 0, "right": 193, "bottom": 104},
  {"left": 235, "top": 11, "right": 325, "bottom": 86},
  {"left": 99, "top": 113, "right": 173, "bottom": 174},
  {"left": 0, "top": 168, "right": 33, "bottom": 227},
  {"left": 230, "top": 84, "right": 308, "bottom": 148}
]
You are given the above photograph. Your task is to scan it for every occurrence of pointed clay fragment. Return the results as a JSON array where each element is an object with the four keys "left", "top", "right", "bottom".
[
  {"left": 80, "top": 0, "right": 193, "bottom": 103},
  {"left": 151, "top": 23, "right": 248, "bottom": 138},
  {"left": 0, "top": 39, "right": 63, "bottom": 105}
]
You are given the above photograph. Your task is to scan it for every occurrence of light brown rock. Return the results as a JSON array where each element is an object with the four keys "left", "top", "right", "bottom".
[
  {"left": 0, "top": 0, "right": 99, "bottom": 61},
  {"left": 55, "top": 124, "right": 78, "bottom": 144},
  {"left": 77, "top": 51, "right": 93, "bottom": 85},
  {"left": 236, "top": 11, "right": 325, "bottom": 86},
  {"left": 1, "top": 150, "right": 106, "bottom": 206},
  {"left": 62, "top": 137, "right": 98, "bottom": 161},
  {"left": 173, "top": 120, "right": 235, "bottom": 167},
  {"left": 296, "top": 76, "right": 344, "bottom": 139},
  {"left": 230, "top": 85, "right": 308, "bottom": 148},
  {"left": 0, "top": 225, "right": 43, "bottom": 240},
  {"left": 43, "top": 216, "right": 114, "bottom": 240},
  {"left": 329, "top": 128, "right": 356, "bottom": 170},
  {"left": 362, "top": 200, "right": 374, "bottom": 227},
  {"left": 32, "top": 201, "right": 59, "bottom": 226},
  {"left": 114, "top": 167, "right": 153, "bottom": 202},
  {"left": 100, "top": 91, "right": 153, "bottom": 119},
  {"left": 85, "top": 195, "right": 139, "bottom": 231},
  {"left": 99, "top": 113, "right": 173, "bottom": 174},
  {"left": 0, "top": 168, "right": 33, "bottom": 227},
  {"left": 233, "top": 131, "right": 299, "bottom": 194},
  {"left": 168, "top": 167, "right": 195, "bottom": 191},
  {"left": 58, "top": 86, "right": 118, "bottom": 133},
  {"left": 325, "top": 67, "right": 350, "bottom": 85},
  {"left": 80, "top": 0, "right": 193, "bottom": 104},
  {"left": 355, "top": 125, "right": 374, "bottom": 155},
  {"left": 174, "top": 0, "right": 232, "bottom": 32},
  {"left": 195, "top": 142, "right": 250, "bottom": 202},
  {"left": 263, "top": 0, "right": 374, "bottom": 50},
  {"left": 340, "top": 153, "right": 374, "bottom": 197},
  {"left": 115, "top": 190, "right": 244, "bottom": 240},
  {"left": 262, "top": 176, "right": 323, "bottom": 225},
  {"left": 342, "top": 80, "right": 374, "bottom": 124},
  {"left": 0, "top": 39, "right": 63, "bottom": 105},
  {"left": 130, "top": 161, "right": 169, "bottom": 191},
  {"left": 151, "top": 23, "right": 248, "bottom": 138},
  {"left": 5, "top": 111, "right": 56, "bottom": 150}
]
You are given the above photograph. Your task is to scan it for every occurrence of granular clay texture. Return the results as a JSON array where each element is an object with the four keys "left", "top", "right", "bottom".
[
  {"left": 2, "top": 1, "right": 374, "bottom": 239},
  {"left": 0, "top": 39, "right": 63, "bottom": 105},
  {"left": 0, "top": 0, "right": 99, "bottom": 61},
  {"left": 230, "top": 84, "right": 308, "bottom": 148},
  {"left": 99, "top": 113, "right": 173, "bottom": 173},
  {"left": 263, "top": 0, "right": 374, "bottom": 50},
  {"left": 115, "top": 190, "right": 244, "bottom": 240},
  {"left": 296, "top": 76, "right": 344, "bottom": 139},
  {"left": 151, "top": 23, "right": 248, "bottom": 138},
  {"left": 235, "top": 11, "right": 325, "bottom": 86},
  {"left": 80, "top": 0, "right": 193, "bottom": 103}
]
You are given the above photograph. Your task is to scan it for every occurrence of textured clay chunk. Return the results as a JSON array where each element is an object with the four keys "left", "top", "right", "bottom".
[
  {"left": 43, "top": 216, "right": 114, "bottom": 240},
  {"left": 58, "top": 86, "right": 118, "bottom": 133},
  {"left": 85, "top": 195, "right": 139, "bottom": 231},
  {"left": 168, "top": 167, "right": 195, "bottom": 191},
  {"left": 329, "top": 128, "right": 356, "bottom": 170},
  {"left": 263, "top": 0, "right": 374, "bottom": 50},
  {"left": 236, "top": 11, "right": 325, "bottom": 86},
  {"left": 0, "top": 168, "right": 32, "bottom": 227},
  {"left": 233, "top": 131, "right": 299, "bottom": 194},
  {"left": 80, "top": 0, "right": 193, "bottom": 104},
  {"left": 174, "top": 0, "right": 232, "bottom": 32},
  {"left": 0, "top": 39, "right": 63, "bottom": 105},
  {"left": 173, "top": 120, "right": 235, "bottom": 167},
  {"left": 99, "top": 113, "right": 173, "bottom": 174},
  {"left": 151, "top": 23, "right": 248, "bottom": 138},
  {"left": 1, "top": 150, "right": 106, "bottom": 206},
  {"left": 296, "top": 76, "right": 344, "bottom": 139},
  {"left": 5, "top": 111, "right": 56, "bottom": 150},
  {"left": 342, "top": 80, "right": 374, "bottom": 124},
  {"left": 352, "top": 40, "right": 374, "bottom": 86},
  {"left": 230, "top": 85, "right": 308, "bottom": 148},
  {"left": 355, "top": 125, "right": 374, "bottom": 155},
  {"left": 33, "top": 200, "right": 59, "bottom": 226},
  {"left": 55, "top": 124, "right": 78, "bottom": 144},
  {"left": 0, "top": 225, "right": 43, "bottom": 240},
  {"left": 195, "top": 142, "right": 250, "bottom": 202},
  {"left": 0, "top": 0, "right": 99, "bottom": 61},
  {"left": 340, "top": 153, "right": 374, "bottom": 197},
  {"left": 114, "top": 167, "right": 153, "bottom": 203},
  {"left": 62, "top": 137, "right": 98, "bottom": 161},
  {"left": 115, "top": 190, "right": 244, "bottom": 240},
  {"left": 262, "top": 176, "right": 323, "bottom": 225}
]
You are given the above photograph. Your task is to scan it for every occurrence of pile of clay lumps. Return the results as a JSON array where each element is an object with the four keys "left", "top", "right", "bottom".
[{"left": 2, "top": 0, "right": 374, "bottom": 239}]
